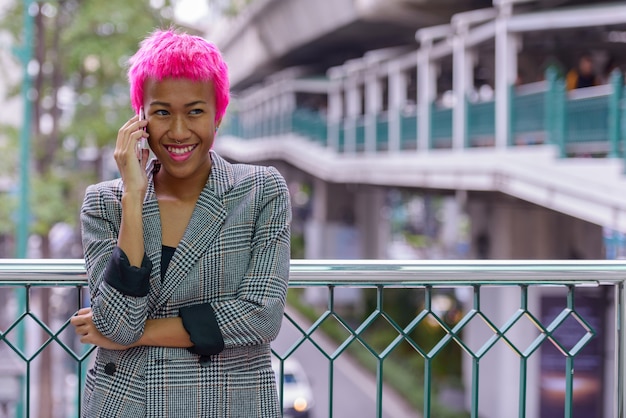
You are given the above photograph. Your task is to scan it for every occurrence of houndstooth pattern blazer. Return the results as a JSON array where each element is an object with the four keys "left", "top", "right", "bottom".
[{"left": 80, "top": 151, "right": 291, "bottom": 417}]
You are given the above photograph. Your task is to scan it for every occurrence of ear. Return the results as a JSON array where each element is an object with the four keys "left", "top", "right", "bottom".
[{"left": 215, "top": 117, "right": 222, "bottom": 132}]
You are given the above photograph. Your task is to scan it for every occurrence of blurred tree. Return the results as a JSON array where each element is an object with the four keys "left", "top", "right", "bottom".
[
  {"left": 0, "top": 1, "right": 174, "bottom": 416},
  {"left": 0, "top": 125, "right": 18, "bottom": 245},
  {"left": 0, "top": 0, "right": 175, "bottom": 257}
]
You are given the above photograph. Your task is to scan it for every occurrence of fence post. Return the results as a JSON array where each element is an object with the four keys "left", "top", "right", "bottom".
[
  {"left": 608, "top": 69, "right": 623, "bottom": 158},
  {"left": 545, "top": 66, "right": 557, "bottom": 145},
  {"left": 551, "top": 72, "right": 568, "bottom": 158},
  {"left": 508, "top": 84, "right": 515, "bottom": 147},
  {"left": 544, "top": 66, "right": 567, "bottom": 157}
]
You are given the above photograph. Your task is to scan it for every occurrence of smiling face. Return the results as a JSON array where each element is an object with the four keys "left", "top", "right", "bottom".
[{"left": 143, "top": 77, "right": 220, "bottom": 185}]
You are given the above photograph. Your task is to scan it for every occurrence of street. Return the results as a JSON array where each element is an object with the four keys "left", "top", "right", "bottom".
[{"left": 272, "top": 307, "right": 418, "bottom": 418}]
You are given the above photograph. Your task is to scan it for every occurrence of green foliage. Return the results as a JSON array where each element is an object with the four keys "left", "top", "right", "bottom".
[
  {"left": 0, "top": 0, "right": 176, "bottom": 249},
  {"left": 60, "top": 1, "right": 174, "bottom": 149},
  {"left": 287, "top": 288, "right": 468, "bottom": 417},
  {"left": 0, "top": 125, "right": 18, "bottom": 235},
  {"left": 30, "top": 171, "right": 77, "bottom": 236}
]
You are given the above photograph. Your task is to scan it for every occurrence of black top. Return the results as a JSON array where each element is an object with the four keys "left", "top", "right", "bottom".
[{"left": 161, "top": 245, "right": 176, "bottom": 280}]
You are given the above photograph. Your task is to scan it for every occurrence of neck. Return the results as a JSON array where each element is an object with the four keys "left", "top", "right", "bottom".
[{"left": 154, "top": 164, "right": 211, "bottom": 202}]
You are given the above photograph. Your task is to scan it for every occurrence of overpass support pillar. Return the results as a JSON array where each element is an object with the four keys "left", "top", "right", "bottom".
[
  {"left": 355, "top": 185, "right": 389, "bottom": 259},
  {"left": 305, "top": 179, "right": 389, "bottom": 259},
  {"left": 466, "top": 194, "right": 603, "bottom": 259}
]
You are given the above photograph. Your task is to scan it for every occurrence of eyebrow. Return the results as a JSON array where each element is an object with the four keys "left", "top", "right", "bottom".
[{"left": 149, "top": 100, "right": 208, "bottom": 108}]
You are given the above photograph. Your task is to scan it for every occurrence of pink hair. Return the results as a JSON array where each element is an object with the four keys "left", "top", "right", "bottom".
[{"left": 127, "top": 28, "right": 230, "bottom": 122}]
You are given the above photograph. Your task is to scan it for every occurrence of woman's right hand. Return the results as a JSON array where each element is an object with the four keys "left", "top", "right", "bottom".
[{"left": 114, "top": 115, "right": 150, "bottom": 196}]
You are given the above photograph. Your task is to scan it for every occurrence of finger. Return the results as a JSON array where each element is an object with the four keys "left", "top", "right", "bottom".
[
  {"left": 116, "top": 116, "right": 139, "bottom": 143},
  {"left": 70, "top": 315, "right": 86, "bottom": 326},
  {"left": 73, "top": 323, "right": 87, "bottom": 334},
  {"left": 118, "top": 130, "right": 148, "bottom": 164},
  {"left": 116, "top": 116, "right": 147, "bottom": 150},
  {"left": 76, "top": 307, "right": 91, "bottom": 315}
]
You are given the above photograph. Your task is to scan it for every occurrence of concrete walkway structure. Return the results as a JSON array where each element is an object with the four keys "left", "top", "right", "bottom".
[
  {"left": 204, "top": 2, "right": 626, "bottom": 417},
  {"left": 210, "top": 0, "right": 626, "bottom": 261}
]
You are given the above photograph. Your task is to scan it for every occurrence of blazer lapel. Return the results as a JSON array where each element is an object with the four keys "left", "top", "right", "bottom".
[
  {"left": 154, "top": 152, "right": 234, "bottom": 310},
  {"left": 142, "top": 160, "right": 165, "bottom": 310}
]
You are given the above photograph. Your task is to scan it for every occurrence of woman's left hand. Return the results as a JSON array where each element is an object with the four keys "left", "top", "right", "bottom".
[{"left": 70, "top": 307, "right": 130, "bottom": 350}]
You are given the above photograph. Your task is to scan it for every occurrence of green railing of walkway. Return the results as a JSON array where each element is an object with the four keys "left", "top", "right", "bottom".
[
  {"left": 221, "top": 69, "right": 626, "bottom": 166},
  {"left": 0, "top": 259, "right": 625, "bottom": 418}
]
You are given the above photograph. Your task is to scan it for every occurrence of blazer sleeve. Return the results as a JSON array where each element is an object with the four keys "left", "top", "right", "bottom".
[
  {"left": 181, "top": 166, "right": 291, "bottom": 351},
  {"left": 81, "top": 183, "right": 152, "bottom": 346}
]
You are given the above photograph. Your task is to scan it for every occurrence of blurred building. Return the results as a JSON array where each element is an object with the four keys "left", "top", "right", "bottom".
[
  {"left": 208, "top": 0, "right": 626, "bottom": 262},
  {"left": 203, "top": 1, "right": 626, "bottom": 417}
]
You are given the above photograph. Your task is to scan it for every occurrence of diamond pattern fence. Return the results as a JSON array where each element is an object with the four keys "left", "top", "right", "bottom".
[{"left": 0, "top": 259, "right": 625, "bottom": 418}]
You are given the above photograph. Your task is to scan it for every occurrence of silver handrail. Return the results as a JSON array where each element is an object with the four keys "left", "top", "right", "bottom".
[{"left": 1, "top": 259, "right": 626, "bottom": 284}]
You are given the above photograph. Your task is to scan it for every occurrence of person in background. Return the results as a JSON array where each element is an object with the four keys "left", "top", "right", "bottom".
[
  {"left": 566, "top": 53, "right": 598, "bottom": 90},
  {"left": 71, "top": 28, "right": 291, "bottom": 417}
]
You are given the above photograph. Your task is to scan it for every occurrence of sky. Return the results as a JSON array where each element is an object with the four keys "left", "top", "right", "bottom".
[{"left": 174, "top": 0, "right": 212, "bottom": 26}]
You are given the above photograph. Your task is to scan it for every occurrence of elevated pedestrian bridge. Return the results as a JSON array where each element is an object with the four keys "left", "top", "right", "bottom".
[
  {"left": 212, "top": 1, "right": 626, "bottom": 236},
  {"left": 216, "top": 134, "right": 626, "bottom": 234}
]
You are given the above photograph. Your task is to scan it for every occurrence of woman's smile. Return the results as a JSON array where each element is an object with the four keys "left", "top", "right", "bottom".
[{"left": 166, "top": 144, "right": 198, "bottom": 161}]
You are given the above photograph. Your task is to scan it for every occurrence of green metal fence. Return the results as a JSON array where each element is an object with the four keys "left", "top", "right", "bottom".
[{"left": 0, "top": 259, "right": 625, "bottom": 418}]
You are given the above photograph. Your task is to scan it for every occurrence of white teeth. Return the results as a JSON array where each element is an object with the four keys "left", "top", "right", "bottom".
[{"left": 167, "top": 145, "right": 195, "bottom": 154}]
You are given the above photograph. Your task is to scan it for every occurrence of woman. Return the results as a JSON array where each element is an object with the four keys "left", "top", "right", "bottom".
[{"left": 71, "top": 28, "right": 291, "bottom": 417}]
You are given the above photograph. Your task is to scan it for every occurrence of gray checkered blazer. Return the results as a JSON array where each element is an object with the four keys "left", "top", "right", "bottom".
[{"left": 80, "top": 151, "right": 291, "bottom": 417}]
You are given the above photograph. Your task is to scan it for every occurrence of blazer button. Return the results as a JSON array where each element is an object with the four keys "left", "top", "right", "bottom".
[{"left": 104, "top": 362, "right": 116, "bottom": 376}]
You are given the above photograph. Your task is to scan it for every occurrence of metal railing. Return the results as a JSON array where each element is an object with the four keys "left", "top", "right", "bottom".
[
  {"left": 0, "top": 259, "right": 625, "bottom": 418},
  {"left": 221, "top": 70, "right": 626, "bottom": 163}
]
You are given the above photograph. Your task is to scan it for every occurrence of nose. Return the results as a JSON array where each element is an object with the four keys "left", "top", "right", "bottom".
[{"left": 169, "top": 116, "right": 191, "bottom": 142}]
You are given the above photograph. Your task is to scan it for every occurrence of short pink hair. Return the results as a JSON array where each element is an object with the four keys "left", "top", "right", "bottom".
[{"left": 128, "top": 28, "right": 230, "bottom": 122}]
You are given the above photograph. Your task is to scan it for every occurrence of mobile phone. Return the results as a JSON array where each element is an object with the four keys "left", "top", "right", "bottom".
[{"left": 138, "top": 107, "right": 150, "bottom": 150}]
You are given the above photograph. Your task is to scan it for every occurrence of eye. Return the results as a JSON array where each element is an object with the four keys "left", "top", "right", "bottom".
[
  {"left": 189, "top": 108, "right": 204, "bottom": 116},
  {"left": 155, "top": 109, "right": 169, "bottom": 116}
]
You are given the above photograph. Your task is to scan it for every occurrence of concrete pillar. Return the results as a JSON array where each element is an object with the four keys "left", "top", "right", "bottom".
[
  {"left": 345, "top": 79, "right": 362, "bottom": 153},
  {"left": 327, "top": 71, "right": 344, "bottom": 151},
  {"left": 417, "top": 46, "right": 437, "bottom": 152},
  {"left": 270, "top": 95, "right": 281, "bottom": 136},
  {"left": 494, "top": 3, "right": 519, "bottom": 149},
  {"left": 249, "top": 99, "right": 259, "bottom": 138},
  {"left": 280, "top": 89, "right": 296, "bottom": 134},
  {"left": 243, "top": 101, "right": 254, "bottom": 138},
  {"left": 388, "top": 64, "right": 408, "bottom": 153},
  {"left": 355, "top": 186, "right": 389, "bottom": 258},
  {"left": 305, "top": 178, "right": 359, "bottom": 259},
  {"left": 263, "top": 98, "right": 273, "bottom": 137},
  {"left": 305, "top": 181, "right": 389, "bottom": 259},
  {"left": 364, "top": 71, "right": 383, "bottom": 154},
  {"left": 466, "top": 194, "right": 603, "bottom": 259},
  {"left": 452, "top": 23, "right": 475, "bottom": 151},
  {"left": 239, "top": 101, "right": 249, "bottom": 138}
]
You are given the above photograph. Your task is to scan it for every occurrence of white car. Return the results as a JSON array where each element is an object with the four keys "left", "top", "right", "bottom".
[{"left": 272, "top": 357, "right": 314, "bottom": 418}]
